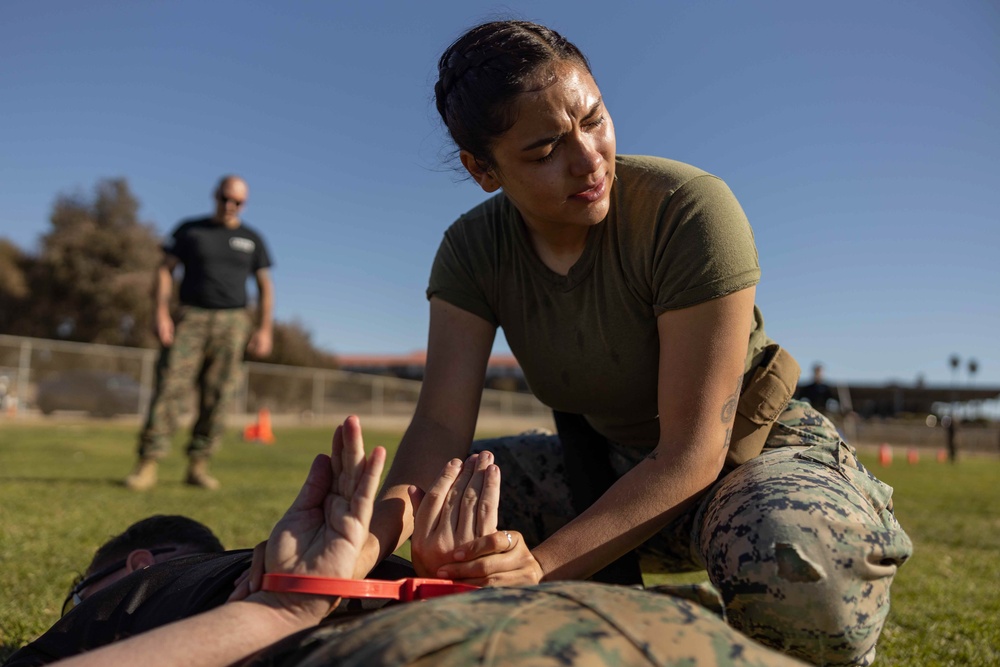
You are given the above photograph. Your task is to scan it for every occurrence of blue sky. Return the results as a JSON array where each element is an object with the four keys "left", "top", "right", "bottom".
[{"left": 2, "top": 1, "right": 998, "bottom": 387}]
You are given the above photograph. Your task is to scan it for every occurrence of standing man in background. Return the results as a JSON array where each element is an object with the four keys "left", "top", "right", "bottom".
[
  {"left": 126, "top": 175, "right": 274, "bottom": 491},
  {"left": 794, "top": 363, "right": 836, "bottom": 415}
]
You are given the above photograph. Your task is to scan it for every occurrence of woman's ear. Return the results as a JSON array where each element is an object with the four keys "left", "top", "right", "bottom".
[
  {"left": 460, "top": 151, "right": 501, "bottom": 193},
  {"left": 125, "top": 549, "right": 157, "bottom": 574}
]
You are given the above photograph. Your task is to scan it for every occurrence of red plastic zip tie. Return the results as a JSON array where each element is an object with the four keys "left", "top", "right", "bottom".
[{"left": 262, "top": 574, "right": 479, "bottom": 601}]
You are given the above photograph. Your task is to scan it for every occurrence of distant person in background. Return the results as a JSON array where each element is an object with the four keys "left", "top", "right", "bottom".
[
  {"left": 942, "top": 415, "right": 959, "bottom": 463},
  {"left": 126, "top": 175, "right": 274, "bottom": 491},
  {"left": 795, "top": 363, "right": 836, "bottom": 414}
]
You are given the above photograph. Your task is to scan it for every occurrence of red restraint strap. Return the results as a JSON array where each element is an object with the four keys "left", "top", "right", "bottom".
[{"left": 262, "top": 574, "right": 479, "bottom": 601}]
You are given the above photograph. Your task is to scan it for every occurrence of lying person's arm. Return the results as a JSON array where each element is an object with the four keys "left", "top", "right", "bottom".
[
  {"left": 55, "top": 416, "right": 385, "bottom": 667},
  {"left": 59, "top": 598, "right": 315, "bottom": 667}
]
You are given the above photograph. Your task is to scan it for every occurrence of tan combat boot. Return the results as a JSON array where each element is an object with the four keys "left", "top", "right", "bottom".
[
  {"left": 185, "top": 458, "right": 221, "bottom": 490},
  {"left": 124, "top": 458, "right": 158, "bottom": 491}
]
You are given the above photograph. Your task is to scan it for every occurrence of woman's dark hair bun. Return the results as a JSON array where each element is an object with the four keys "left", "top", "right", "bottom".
[{"left": 435, "top": 20, "right": 591, "bottom": 168}]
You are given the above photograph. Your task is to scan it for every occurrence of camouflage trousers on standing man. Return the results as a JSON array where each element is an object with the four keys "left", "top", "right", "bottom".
[
  {"left": 471, "top": 400, "right": 913, "bottom": 666},
  {"left": 138, "top": 307, "right": 252, "bottom": 460}
]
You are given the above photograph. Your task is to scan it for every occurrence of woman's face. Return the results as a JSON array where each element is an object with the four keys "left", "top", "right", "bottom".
[{"left": 462, "top": 61, "right": 616, "bottom": 236}]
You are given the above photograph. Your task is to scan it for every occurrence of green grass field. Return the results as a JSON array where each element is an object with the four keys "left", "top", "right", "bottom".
[{"left": 2, "top": 421, "right": 998, "bottom": 665}]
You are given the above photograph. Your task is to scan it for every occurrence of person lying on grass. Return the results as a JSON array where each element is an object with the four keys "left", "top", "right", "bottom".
[
  {"left": 7, "top": 416, "right": 807, "bottom": 667},
  {"left": 8, "top": 416, "right": 495, "bottom": 667},
  {"left": 21, "top": 416, "right": 386, "bottom": 667},
  {"left": 58, "top": 514, "right": 227, "bottom": 618}
]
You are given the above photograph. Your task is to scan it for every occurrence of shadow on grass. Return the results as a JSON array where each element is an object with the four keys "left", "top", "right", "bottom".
[
  {"left": 1, "top": 476, "right": 134, "bottom": 487},
  {"left": 1, "top": 477, "right": 238, "bottom": 492}
]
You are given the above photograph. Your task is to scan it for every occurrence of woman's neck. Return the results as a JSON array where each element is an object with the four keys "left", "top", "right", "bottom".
[{"left": 523, "top": 221, "right": 590, "bottom": 276}]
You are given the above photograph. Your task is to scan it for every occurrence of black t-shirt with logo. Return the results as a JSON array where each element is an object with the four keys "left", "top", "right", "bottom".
[{"left": 165, "top": 218, "right": 273, "bottom": 309}]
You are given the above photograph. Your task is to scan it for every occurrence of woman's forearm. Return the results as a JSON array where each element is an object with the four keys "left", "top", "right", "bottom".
[
  {"left": 529, "top": 289, "right": 756, "bottom": 580},
  {"left": 532, "top": 444, "right": 724, "bottom": 581},
  {"left": 357, "top": 298, "right": 495, "bottom": 576},
  {"left": 359, "top": 490, "right": 414, "bottom": 577},
  {"left": 359, "top": 413, "right": 473, "bottom": 576}
]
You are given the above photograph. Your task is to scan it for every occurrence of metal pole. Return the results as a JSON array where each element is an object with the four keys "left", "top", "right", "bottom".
[
  {"left": 17, "top": 339, "right": 31, "bottom": 419},
  {"left": 373, "top": 376, "right": 384, "bottom": 417},
  {"left": 313, "top": 370, "right": 325, "bottom": 419},
  {"left": 138, "top": 349, "right": 155, "bottom": 417}
]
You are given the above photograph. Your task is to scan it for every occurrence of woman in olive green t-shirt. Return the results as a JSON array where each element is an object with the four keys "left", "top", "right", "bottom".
[{"left": 360, "top": 20, "right": 911, "bottom": 667}]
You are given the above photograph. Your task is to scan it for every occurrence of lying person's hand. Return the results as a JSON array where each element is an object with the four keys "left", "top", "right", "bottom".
[
  {"left": 409, "top": 452, "right": 499, "bottom": 578},
  {"left": 227, "top": 541, "right": 266, "bottom": 603},
  {"left": 246, "top": 415, "right": 385, "bottom": 624},
  {"left": 47, "top": 417, "right": 386, "bottom": 667}
]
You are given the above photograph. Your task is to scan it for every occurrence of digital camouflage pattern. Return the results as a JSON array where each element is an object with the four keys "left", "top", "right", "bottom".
[
  {"left": 471, "top": 400, "right": 913, "bottom": 666},
  {"left": 243, "top": 582, "right": 809, "bottom": 666},
  {"left": 138, "top": 307, "right": 251, "bottom": 460}
]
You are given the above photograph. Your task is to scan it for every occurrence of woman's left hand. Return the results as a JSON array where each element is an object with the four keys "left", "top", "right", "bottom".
[{"left": 436, "top": 529, "right": 545, "bottom": 587}]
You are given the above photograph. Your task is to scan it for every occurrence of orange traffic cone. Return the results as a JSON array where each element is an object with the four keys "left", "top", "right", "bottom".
[
  {"left": 907, "top": 448, "right": 919, "bottom": 465},
  {"left": 936, "top": 448, "right": 948, "bottom": 463},
  {"left": 242, "top": 422, "right": 259, "bottom": 442},
  {"left": 243, "top": 408, "right": 275, "bottom": 444},
  {"left": 878, "top": 443, "right": 892, "bottom": 466},
  {"left": 257, "top": 408, "right": 275, "bottom": 444}
]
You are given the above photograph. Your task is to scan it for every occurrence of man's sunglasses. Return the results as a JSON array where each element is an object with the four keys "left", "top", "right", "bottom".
[
  {"left": 217, "top": 195, "right": 245, "bottom": 206},
  {"left": 61, "top": 546, "right": 177, "bottom": 617}
]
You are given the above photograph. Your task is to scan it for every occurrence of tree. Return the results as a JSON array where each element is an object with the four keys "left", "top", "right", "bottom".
[
  {"left": 3, "top": 178, "right": 342, "bottom": 368},
  {"left": 967, "top": 358, "right": 978, "bottom": 385},
  {"left": 0, "top": 239, "right": 31, "bottom": 334},
  {"left": 27, "top": 179, "right": 162, "bottom": 346},
  {"left": 0, "top": 239, "right": 29, "bottom": 300},
  {"left": 268, "top": 319, "right": 339, "bottom": 369}
]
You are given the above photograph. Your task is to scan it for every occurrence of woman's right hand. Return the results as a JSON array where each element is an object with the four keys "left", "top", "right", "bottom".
[
  {"left": 435, "top": 528, "right": 543, "bottom": 587},
  {"left": 409, "top": 451, "right": 500, "bottom": 577}
]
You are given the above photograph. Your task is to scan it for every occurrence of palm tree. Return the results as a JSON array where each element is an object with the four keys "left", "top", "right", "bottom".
[
  {"left": 965, "top": 359, "right": 980, "bottom": 420},
  {"left": 948, "top": 355, "right": 960, "bottom": 419}
]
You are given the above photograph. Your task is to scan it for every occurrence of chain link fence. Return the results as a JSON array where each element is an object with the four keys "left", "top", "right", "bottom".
[
  {"left": 2, "top": 333, "right": 997, "bottom": 452},
  {"left": 0, "top": 334, "right": 551, "bottom": 429}
]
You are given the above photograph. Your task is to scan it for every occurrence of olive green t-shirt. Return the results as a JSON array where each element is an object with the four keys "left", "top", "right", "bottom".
[{"left": 428, "top": 156, "right": 770, "bottom": 450}]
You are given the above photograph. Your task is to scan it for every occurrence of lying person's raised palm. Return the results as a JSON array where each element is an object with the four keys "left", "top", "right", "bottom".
[{"left": 263, "top": 416, "right": 385, "bottom": 619}]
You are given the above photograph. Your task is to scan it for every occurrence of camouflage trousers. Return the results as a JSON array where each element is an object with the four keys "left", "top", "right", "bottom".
[
  {"left": 138, "top": 307, "right": 251, "bottom": 460},
  {"left": 471, "top": 400, "right": 913, "bottom": 666},
  {"left": 244, "top": 582, "right": 809, "bottom": 666}
]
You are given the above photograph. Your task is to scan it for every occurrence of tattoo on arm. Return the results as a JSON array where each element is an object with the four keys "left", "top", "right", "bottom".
[
  {"left": 720, "top": 376, "right": 742, "bottom": 450},
  {"left": 651, "top": 377, "right": 744, "bottom": 459}
]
